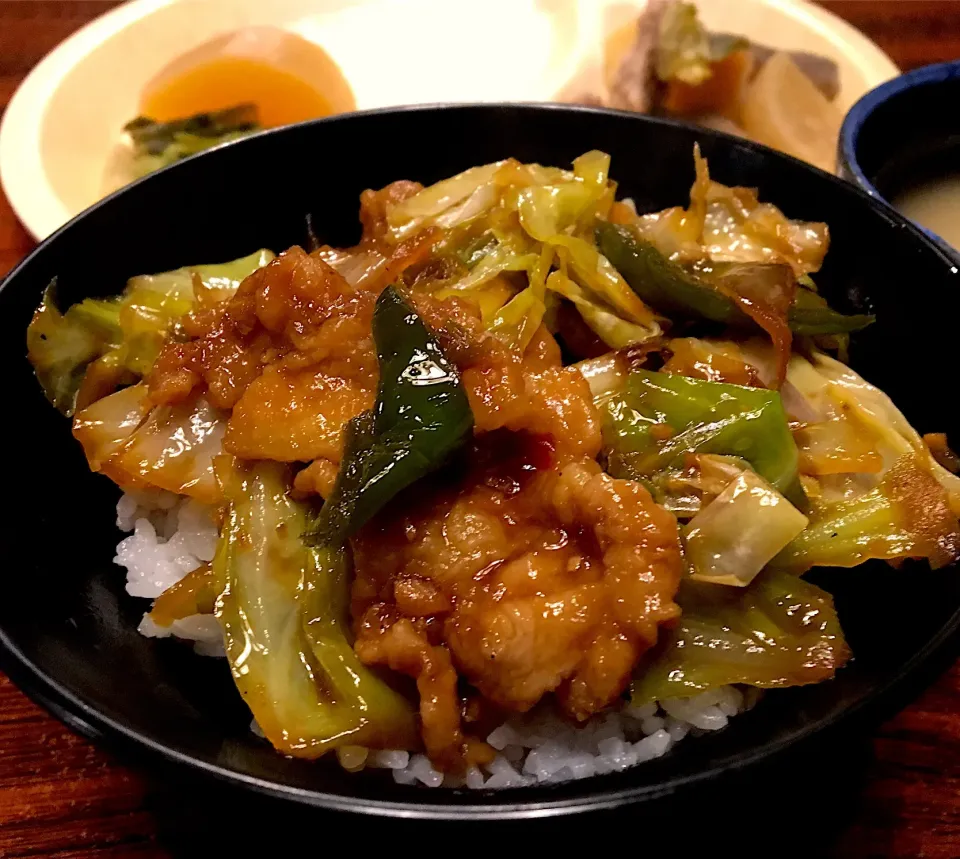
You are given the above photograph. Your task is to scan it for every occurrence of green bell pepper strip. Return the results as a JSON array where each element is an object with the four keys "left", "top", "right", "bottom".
[
  {"left": 788, "top": 301, "right": 876, "bottom": 335},
  {"left": 605, "top": 369, "right": 806, "bottom": 507},
  {"left": 305, "top": 285, "right": 474, "bottom": 546},
  {"left": 595, "top": 222, "right": 874, "bottom": 335}
]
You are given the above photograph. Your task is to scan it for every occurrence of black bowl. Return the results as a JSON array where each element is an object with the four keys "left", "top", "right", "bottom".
[{"left": 1, "top": 104, "right": 958, "bottom": 820}]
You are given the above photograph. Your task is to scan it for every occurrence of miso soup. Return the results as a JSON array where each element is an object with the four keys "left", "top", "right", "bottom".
[{"left": 891, "top": 172, "right": 960, "bottom": 249}]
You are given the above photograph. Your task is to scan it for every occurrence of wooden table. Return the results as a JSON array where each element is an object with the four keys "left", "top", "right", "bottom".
[{"left": 1, "top": 2, "right": 959, "bottom": 856}]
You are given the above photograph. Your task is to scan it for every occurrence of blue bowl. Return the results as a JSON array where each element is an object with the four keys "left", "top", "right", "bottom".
[{"left": 838, "top": 60, "right": 960, "bottom": 261}]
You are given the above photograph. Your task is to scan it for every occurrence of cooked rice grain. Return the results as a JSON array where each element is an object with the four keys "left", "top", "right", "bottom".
[{"left": 379, "top": 687, "right": 752, "bottom": 789}]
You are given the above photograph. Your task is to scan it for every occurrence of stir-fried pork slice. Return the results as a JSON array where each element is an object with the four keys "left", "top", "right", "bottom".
[
  {"left": 410, "top": 292, "right": 603, "bottom": 463},
  {"left": 148, "top": 247, "right": 378, "bottom": 409},
  {"left": 352, "top": 435, "right": 683, "bottom": 768},
  {"left": 224, "top": 367, "right": 373, "bottom": 463},
  {"left": 146, "top": 247, "right": 379, "bottom": 468}
]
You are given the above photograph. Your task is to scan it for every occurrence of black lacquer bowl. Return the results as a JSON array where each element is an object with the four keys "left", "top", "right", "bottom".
[{"left": 1, "top": 104, "right": 958, "bottom": 820}]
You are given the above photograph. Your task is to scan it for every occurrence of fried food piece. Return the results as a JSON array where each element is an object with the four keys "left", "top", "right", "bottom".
[
  {"left": 410, "top": 291, "right": 602, "bottom": 463},
  {"left": 148, "top": 247, "right": 377, "bottom": 410},
  {"left": 354, "top": 609, "right": 466, "bottom": 770},
  {"left": 224, "top": 367, "right": 372, "bottom": 463},
  {"left": 352, "top": 438, "right": 683, "bottom": 768}
]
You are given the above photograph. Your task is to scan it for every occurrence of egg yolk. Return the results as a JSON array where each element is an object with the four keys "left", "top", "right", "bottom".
[{"left": 141, "top": 56, "right": 334, "bottom": 127}]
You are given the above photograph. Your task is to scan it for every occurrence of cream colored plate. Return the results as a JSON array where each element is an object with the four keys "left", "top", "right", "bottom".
[{"left": 0, "top": 0, "right": 898, "bottom": 240}]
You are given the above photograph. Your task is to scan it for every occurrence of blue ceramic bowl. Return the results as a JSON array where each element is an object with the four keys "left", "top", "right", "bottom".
[{"left": 838, "top": 60, "right": 960, "bottom": 259}]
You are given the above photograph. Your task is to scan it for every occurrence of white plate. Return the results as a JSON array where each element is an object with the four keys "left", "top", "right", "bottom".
[{"left": 0, "top": 0, "right": 899, "bottom": 240}]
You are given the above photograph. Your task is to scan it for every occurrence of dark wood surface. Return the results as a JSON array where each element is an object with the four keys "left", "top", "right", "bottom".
[{"left": 0, "top": 2, "right": 958, "bottom": 856}]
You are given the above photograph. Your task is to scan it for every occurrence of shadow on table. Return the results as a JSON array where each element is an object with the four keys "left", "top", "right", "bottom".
[{"left": 143, "top": 733, "right": 890, "bottom": 859}]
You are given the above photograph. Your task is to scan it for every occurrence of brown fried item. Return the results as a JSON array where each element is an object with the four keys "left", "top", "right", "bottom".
[
  {"left": 224, "top": 368, "right": 372, "bottom": 463},
  {"left": 292, "top": 458, "right": 340, "bottom": 499},
  {"left": 128, "top": 178, "right": 684, "bottom": 770},
  {"left": 352, "top": 441, "right": 683, "bottom": 768},
  {"left": 148, "top": 246, "right": 377, "bottom": 408},
  {"left": 354, "top": 609, "right": 466, "bottom": 770}
]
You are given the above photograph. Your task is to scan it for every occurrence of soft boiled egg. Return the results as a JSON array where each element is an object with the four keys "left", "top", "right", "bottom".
[{"left": 138, "top": 26, "right": 356, "bottom": 127}]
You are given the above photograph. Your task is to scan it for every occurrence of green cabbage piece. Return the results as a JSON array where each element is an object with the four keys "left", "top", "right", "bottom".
[
  {"left": 771, "top": 488, "right": 910, "bottom": 572},
  {"left": 26, "top": 250, "right": 274, "bottom": 415},
  {"left": 26, "top": 283, "right": 117, "bottom": 415},
  {"left": 214, "top": 460, "right": 417, "bottom": 757},
  {"left": 487, "top": 285, "right": 547, "bottom": 352},
  {"left": 383, "top": 150, "right": 661, "bottom": 350},
  {"left": 632, "top": 568, "right": 850, "bottom": 704},
  {"left": 773, "top": 461, "right": 960, "bottom": 572}
]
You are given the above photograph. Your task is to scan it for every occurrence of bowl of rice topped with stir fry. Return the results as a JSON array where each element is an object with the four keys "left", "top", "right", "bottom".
[{"left": 4, "top": 105, "right": 960, "bottom": 812}]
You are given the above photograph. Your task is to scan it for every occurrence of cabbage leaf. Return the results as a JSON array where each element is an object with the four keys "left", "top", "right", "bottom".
[
  {"left": 632, "top": 569, "right": 850, "bottom": 703},
  {"left": 26, "top": 250, "right": 273, "bottom": 415},
  {"left": 214, "top": 460, "right": 417, "bottom": 757}
]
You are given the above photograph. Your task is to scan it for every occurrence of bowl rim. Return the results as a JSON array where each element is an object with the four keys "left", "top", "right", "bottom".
[
  {"left": 2, "top": 102, "right": 960, "bottom": 819},
  {"left": 838, "top": 59, "right": 960, "bottom": 201}
]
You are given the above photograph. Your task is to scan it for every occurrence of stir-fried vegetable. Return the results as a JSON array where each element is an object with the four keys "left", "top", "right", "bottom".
[
  {"left": 789, "top": 298, "right": 877, "bottom": 336},
  {"left": 771, "top": 349, "right": 960, "bottom": 510},
  {"left": 380, "top": 152, "right": 662, "bottom": 350},
  {"left": 487, "top": 286, "right": 547, "bottom": 352},
  {"left": 215, "top": 461, "right": 417, "bottom": 756},
  {"left": 605, "top": 369, "right": 805, "bottom": 509},
  {"left": 71, "top": 382, "right": 152, "bottom": 471},
  {"left": 597, "top": 222, "right": 875, "bottom": 338},
  {"left": 774, "top": 456, "right": 960, "bottom": 572},
  {"left": 148, "top": 563, "right": 219, "bottom": 627},
  {"left": 800, "top": 352, "right": 960, "bottom": 506},
  {"left": 27, "top": 146, "right": 958, "bottom": 776},
  {"left": 305, "top": 286, "right": 473, "bottom": 546},
  {"left": 74, "top": 390, "right": 229, "bottom": 503},
  {"left": 631, "top": 569, "right": 850, "bottom": 704},
  {"left": 124, "top": 105, "right": 260, "bottom": 179},
  {"left": 27, "top": 283, "right": 118, "bottom": 415},
  {"left": 621, "top": 147, "right": 830, "bottom": 275},
  {"left": 387, "top": 161, "right": 506, "bottom": 241},
  {"left": 26, "top": 250, "right": 273, "bottom": 416},
  {"left": 574, "top": 351, "right": 629, "bottom": 404},
  {"left": 684, "top": 470, "right": 808, "bottom": 586}
]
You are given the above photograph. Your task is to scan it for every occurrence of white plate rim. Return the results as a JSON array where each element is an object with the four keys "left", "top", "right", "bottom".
[
  {"left": 0, "top": 0, "right": 900, "bottom": 242},
  {"left": 0, "top": 0, "right": 176, "bottom": 241}
]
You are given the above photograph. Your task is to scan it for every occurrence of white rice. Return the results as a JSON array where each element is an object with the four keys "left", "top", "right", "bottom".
[
  {"left": 113, "top": 489, "right": 223, "bottom": 657},
  {"left": 113, "top": 491, "right": 755, "bottom": 788},
  {"left": 374, "top": 686, "right": 755, "bottom": 789}
]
